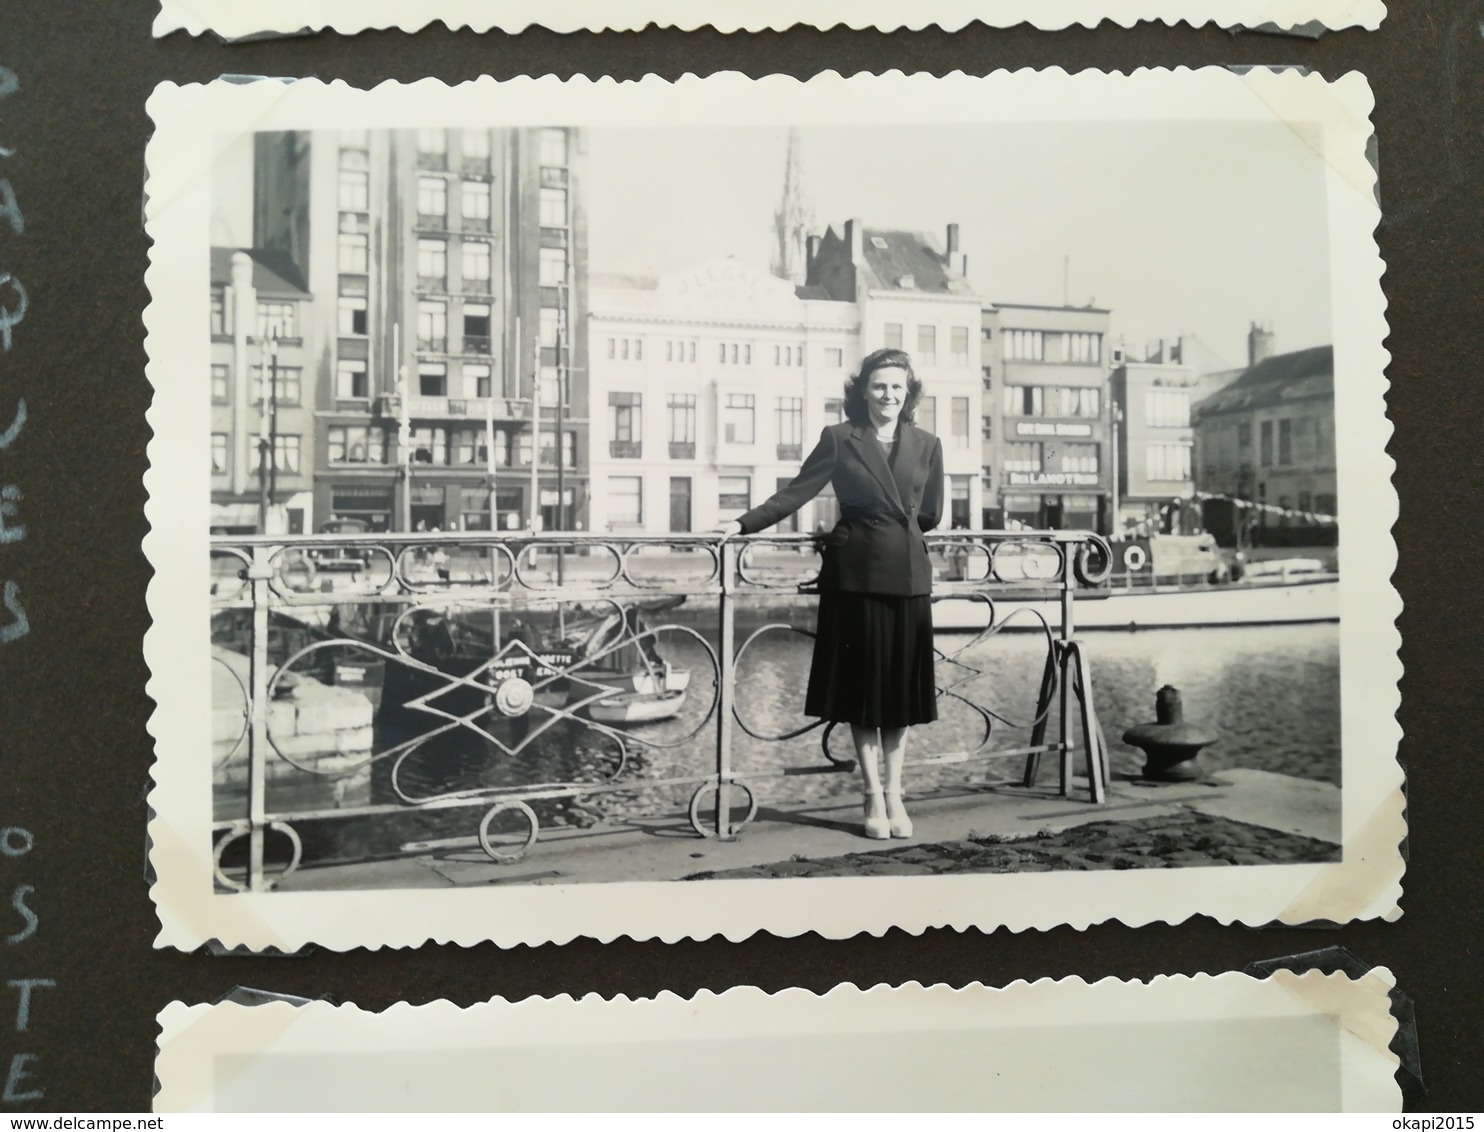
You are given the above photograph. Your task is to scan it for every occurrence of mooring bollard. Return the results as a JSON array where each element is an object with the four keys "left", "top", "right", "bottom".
[{"left": 1122, "top": 685, "right": 1218, "bottom": 782}]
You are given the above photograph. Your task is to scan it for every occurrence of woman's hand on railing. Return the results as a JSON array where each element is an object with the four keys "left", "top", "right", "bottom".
[{"left": 711, "top": 521, "right": 744, "bottom": 538}]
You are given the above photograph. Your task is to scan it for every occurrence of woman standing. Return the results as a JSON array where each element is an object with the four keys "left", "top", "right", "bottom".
[{"left": 714, "top": 347, "right": 944, "bottom": 839}]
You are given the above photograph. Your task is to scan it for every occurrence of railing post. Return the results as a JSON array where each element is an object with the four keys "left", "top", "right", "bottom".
[
  {"left": 1058, "top": 541, "right": 1076, "bottom": 798},
  {"left": 247, "top": 544, "right": 273, "bottom": 892},
  {"left": 714, "top": 538, "right": 737, "bottom": 839}
]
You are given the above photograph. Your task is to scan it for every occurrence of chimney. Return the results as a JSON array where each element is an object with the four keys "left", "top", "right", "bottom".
[
  {"left": 845, "top": 218, "right": 864, "bottom": 264},
  {"left": 946, "top": 223, "right": 960, "bottom": 254},
  {"left": 944, "top": 222, "right": 968, "bottom": 279},
  {"left": 805, "top": 234, "right": 820, "bottom": 272},
  {"left": 1248, "top": 322, "right": 1275, "bottom": 367}
]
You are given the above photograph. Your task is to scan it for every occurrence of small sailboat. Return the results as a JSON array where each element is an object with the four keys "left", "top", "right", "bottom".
[{"left": 587, "top": 688, "right": 688, "bottom": 726}]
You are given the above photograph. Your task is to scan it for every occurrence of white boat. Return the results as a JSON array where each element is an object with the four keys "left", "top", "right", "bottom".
[
  {"left": 604, "top": 664, "right": 691, "bottom": 696},
  {"left": 933, "top": 572, "right": 1339, "bottom": 633},
  {"left": 586, "top": 689, "right": 688, "bottom": 725}
]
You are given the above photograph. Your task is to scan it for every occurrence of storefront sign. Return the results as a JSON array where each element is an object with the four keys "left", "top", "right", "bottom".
[
  {"left": 1006, "top": 471, "right": 1101, "bottom": 488},
  {"left": 1015, "top": 421, "right": 1094, "bottom": 438}
]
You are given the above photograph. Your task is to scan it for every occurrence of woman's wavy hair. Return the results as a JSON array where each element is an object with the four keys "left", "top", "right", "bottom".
[{"left": 842, "top": 348, "right": 925, "bottom": 427}]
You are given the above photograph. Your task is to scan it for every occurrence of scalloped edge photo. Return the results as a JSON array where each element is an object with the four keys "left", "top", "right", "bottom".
[
  {"left": 144, "top": 68, "right": 1401, "bottom": 953},
  {"left": 152, "top": 0, "right": 1387, "bottom": 39},
  {"left": 155, "top": 970, "right": 1402, "bottom": 1111}
]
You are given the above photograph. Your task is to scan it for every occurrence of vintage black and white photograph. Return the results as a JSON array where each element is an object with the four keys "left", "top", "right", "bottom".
[
  {"left": 144, "top": 70, "right": 1400, "bottom": 950},
  {"left": 152, "top": 0, "right": 1388, "bottom": 39}
]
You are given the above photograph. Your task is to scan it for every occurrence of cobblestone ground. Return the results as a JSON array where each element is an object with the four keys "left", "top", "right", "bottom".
[{"left": 682, "top": 811, "right": 1340, "bottom": 880}]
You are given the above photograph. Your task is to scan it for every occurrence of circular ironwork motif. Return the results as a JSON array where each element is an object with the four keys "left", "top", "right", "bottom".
[
  {"left": 477, "top": 800, "right": 539, "bottom": 863},
  {"left": 493, "top": 676, "right": 535, "bottom": 717},
  {"left": 687, "top": 780, "right": 759, "bottom": 839}
]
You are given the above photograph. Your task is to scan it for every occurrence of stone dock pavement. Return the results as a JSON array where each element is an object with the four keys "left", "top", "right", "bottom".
[{"left": 275, "top": 766, "right": 1341, "bottom": 891}]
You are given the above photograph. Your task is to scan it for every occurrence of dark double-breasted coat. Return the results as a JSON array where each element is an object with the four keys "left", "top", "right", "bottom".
[{"left": 737, "top": 421, "right": 945, "bottom": 596}]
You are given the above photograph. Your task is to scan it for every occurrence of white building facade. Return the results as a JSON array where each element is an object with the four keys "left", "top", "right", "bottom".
[{"left": 588, "top": 224, "right": 984, "bottom": 535}]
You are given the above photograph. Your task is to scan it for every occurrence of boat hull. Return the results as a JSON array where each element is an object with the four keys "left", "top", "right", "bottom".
[{"left": 933, "top": 576, "right": 1340, "bottom": 633}]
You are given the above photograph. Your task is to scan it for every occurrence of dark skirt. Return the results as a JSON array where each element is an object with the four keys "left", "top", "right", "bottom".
[{"left": 804, "top": 591, "right": 937, "bottom": 729}]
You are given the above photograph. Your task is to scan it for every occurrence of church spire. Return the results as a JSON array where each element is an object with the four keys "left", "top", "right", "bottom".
[{"left": 771, "top": 128, "right": 813, "bottom": 286}]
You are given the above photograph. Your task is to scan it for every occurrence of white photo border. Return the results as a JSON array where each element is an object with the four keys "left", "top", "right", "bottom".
[
  {"left": 144, "top": 69, "right": 1402, "bottom": 952},
  {"left": 154, "top": 971, "right": 1403, "bottom": 1111},
  {"left": 152, "top": 0, "right": 1387, "bottom": 39}
]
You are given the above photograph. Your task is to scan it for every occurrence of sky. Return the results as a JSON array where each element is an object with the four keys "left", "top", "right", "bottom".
[{"left": 584, "top": 120, "right": 1334, "bottom": 372}]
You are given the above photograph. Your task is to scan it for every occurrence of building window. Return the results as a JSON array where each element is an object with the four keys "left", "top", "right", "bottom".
[
  {"left": 1051, "top": 387, "right": 1101, "bottom": 418},
  {"left": 1045, "top": 332, "right": 1101, "bottom": 364},
  {"left": 609, "top": 391, "right": 642, "bottom": 457},
  {"left": 1238, "top": 422, "right": 1253, "bottom": 448},
  {"left": 417, "top": 300, "right": 447, "bottom": 353},
  {"left": 417, "top": 176, "right": 447, "bottom": 224},
  {"left": 666, "top": 340, "right": 697, "bottom": 364},
  {"left": 210, "top": 293, "right": 230, "bottom": 337},
  {"left": 1146, "top": 443, "right": 1193, "bottom": 482},
  {"left": 607, "top": 337, "right": 642, "bottom": 361},
  {"left": 461, "top": 180, "right": 491, "bottom": 230},
  {"left": 668, "top": 393, "right": 696, "bottom": 459},
  {"left": 416, "top": 129, "right": 447, "bottom": 168},
  {"left": 823, "top": 347, "right": 844, "bottom": 368},
  {"left": 1003, "top": 329, "right": 1045, "bottom": 361},
  {"left": 538, "top": 365, "right": 560, "bottom": 407},
  {"left": 608, "top": 476, "right": 643, "bottom": 526},
  {"left": 1259, "top": 420, "right": 1274, "bottom": 467},
  {"left": 1062, "top": 443, "right": 1099, "bottom": 473},
  {"left": 336, "top": 359, "right": 368, "bottom": 400},
  {"left": 951, "top": 397, "right": 970, "bottom": 448},
  {"left": 540, "top": 128, "right": 569, "bottom": 167},
  {"left": 1145, "top": 388, "right": 1191, "bottom": 428},
  {"left": 453, "top": 429, "right": 489, "bottom": 467},
  {"left": 465, "top": 362, "right": 492, "bottom": 399},
  {"left": 210, "top": 433, "right": 228, "bottom": 474},
  {"left": 776, "top": 397, "right": 804, "bottom": 459},
  {"left": 1004, "top": 442, "right": 1043, "bottom": 473},
  {"left": 417, "top": 238, "right": 447, "bottom": 290},
  {"left": 338, "top": 233, "right": 368, "bottom": 274},
  {"left": 883, "top": 322, "right": 903, "bottom": 351},
  {"left": 917, "top": 395, "right": 937, "bottom": 434},
  {"left": 211, "top": 364, "right": 229, "bottom": 403},
  {"left": 950, "top": 475, "right": 972, "bottom": 529},
  {"left": 410, "top": 427, "right": 449, "bottom": 465},
  {"left": 773, "top": 344, "right": 804, "bottom": 366},
  {"left": 338, "top": 169, "right": 368, "bottom": 212},
  {"left": 256, "top": 302, "right": 297, "bottom": 341},
  {"left": 824, "top": 398, "right": 844, "bottom": 424},
  {"left": 1278, "top": 418, "right": 1293, "bottom": 465},
  {"left": 917, "top": 325, "right": 937, "bottom": 366},
  {"left": 269, "top": 434, "right": 301, "bottom": 474},
  {"left": 1003, "top": 385, "right": 1045, "bottom": 417},
  {"left": 951, "top": 326, "right": 971, "bottom": 367},
  {"left": 724, "top": 393, "right": 755, "bottom": 444},
  {"left": 539, "top": 246, "right": 566, "bottom": 287},
  {"left": 250, "top": 364, "right": 302, "bottom": 406},
  {"left": 718, "top": 342, "right": 752, "bottom": 365},
  {"left": 418, "top": 362, "right": 447, "bottom": 397},
  {"left": 462, "top": 303, "right": 491, "bottom": 355},
  {"left": 461, "top": 240, "right": 492, "bottom": 292},
  {"left": 327, "top": 426, "right": 387, "bottom": 464},
  {"left": 539, "top": 187, "right": 567, "bottom": 227},
  {"left": 338, "top": 295, "right": 368, "bottom": 336},
  {"left": 461, "top": 129, "right": 490, "bottom": 168},
  {"left": 982, "top": 414, "right": 993, "bottom": 438},
  {"left": 717, "top": 476, "right": 751, "bottom": 519}
]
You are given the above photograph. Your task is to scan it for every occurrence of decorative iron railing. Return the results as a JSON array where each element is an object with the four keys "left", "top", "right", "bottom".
[{"left": 208, "top": 529, "right": 1114, "bottom": 893}]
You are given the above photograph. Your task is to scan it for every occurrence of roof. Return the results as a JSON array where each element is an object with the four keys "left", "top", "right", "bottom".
[
  {"left": 209, "top": 247, "right": 311, "bottom": 298},
  {"left": 992, "top": 301, "right": 1111, "bottom": 314},
  {"left": 794, "top": 284, "right": 831, "bottom": 301},
  {"left": 859, "top": 229, "right": 974, "bottom": 295},
  {"left": 1192, "top": 345, "right": 1334, "bottom": 417},
  {"left": 590, "top": 272, "right": 659, "bottom": 291}
]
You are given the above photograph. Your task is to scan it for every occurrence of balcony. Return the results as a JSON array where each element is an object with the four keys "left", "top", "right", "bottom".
[
  {"left": 417, "top": 336, "right": 448, "bottom": 354},
  {"left": 417, "top": 276, "right": 448, "bottom": 294},
  {"left": 461, "top": 335, "right": 493, "bottom": 356},
  {"left": 669, "top": 442, "right": 696, "bottom": 460},
  {"left": 461, "top": 215, "right": 492, "bottom": 233},
  {"left": 206, "top": 527, "right": 1114, "bottom": 891},
  {"left": 539, "top": 227, "right": 568, "bottom": 248},
  {"left": 776, "top": 444, "right": 803, "bottom": 462},
  {"left": 610, "top": 440, "right": 642, "bottom": 459},
  {"left": 461, "top": 157, "right": 491, "bottom": 176},
  {"left": 461, "top": 277, "right": 493, "bottom": 296},
  {"left": 404, "top": 395, "right": 532, "bottom": 421},
  {"left": 415, "top": 213, "right": 448, "bottom": 231}
]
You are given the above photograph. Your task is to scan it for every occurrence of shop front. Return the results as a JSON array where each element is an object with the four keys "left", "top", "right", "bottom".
[{"left": 1001, "top": 471, "right": 1108, "bottom": 534}]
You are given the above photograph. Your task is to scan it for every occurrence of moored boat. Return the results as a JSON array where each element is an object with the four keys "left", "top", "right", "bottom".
[{"left": 586, "top": 689, "right": 688, "bottom": 725}]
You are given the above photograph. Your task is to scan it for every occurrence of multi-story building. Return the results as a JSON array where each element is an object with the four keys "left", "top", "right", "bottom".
[
  {"left": 1109, "top": 341, "right": 1200, "bottom": 533},
  {"left": 981, "top": 302, "right": 1113, "bottom": 533},
  {"left": 245, "top": 126, "right": 587, "bottom": 533},
  {"left": 208, "top": 247, "right": 317, "bottom": 534},
  {"left": 1191, "top": 343, "right": 1336, "bottom": 537},
  {"left": 586, "top": 222, "right": 983, "bottom": 534}
]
